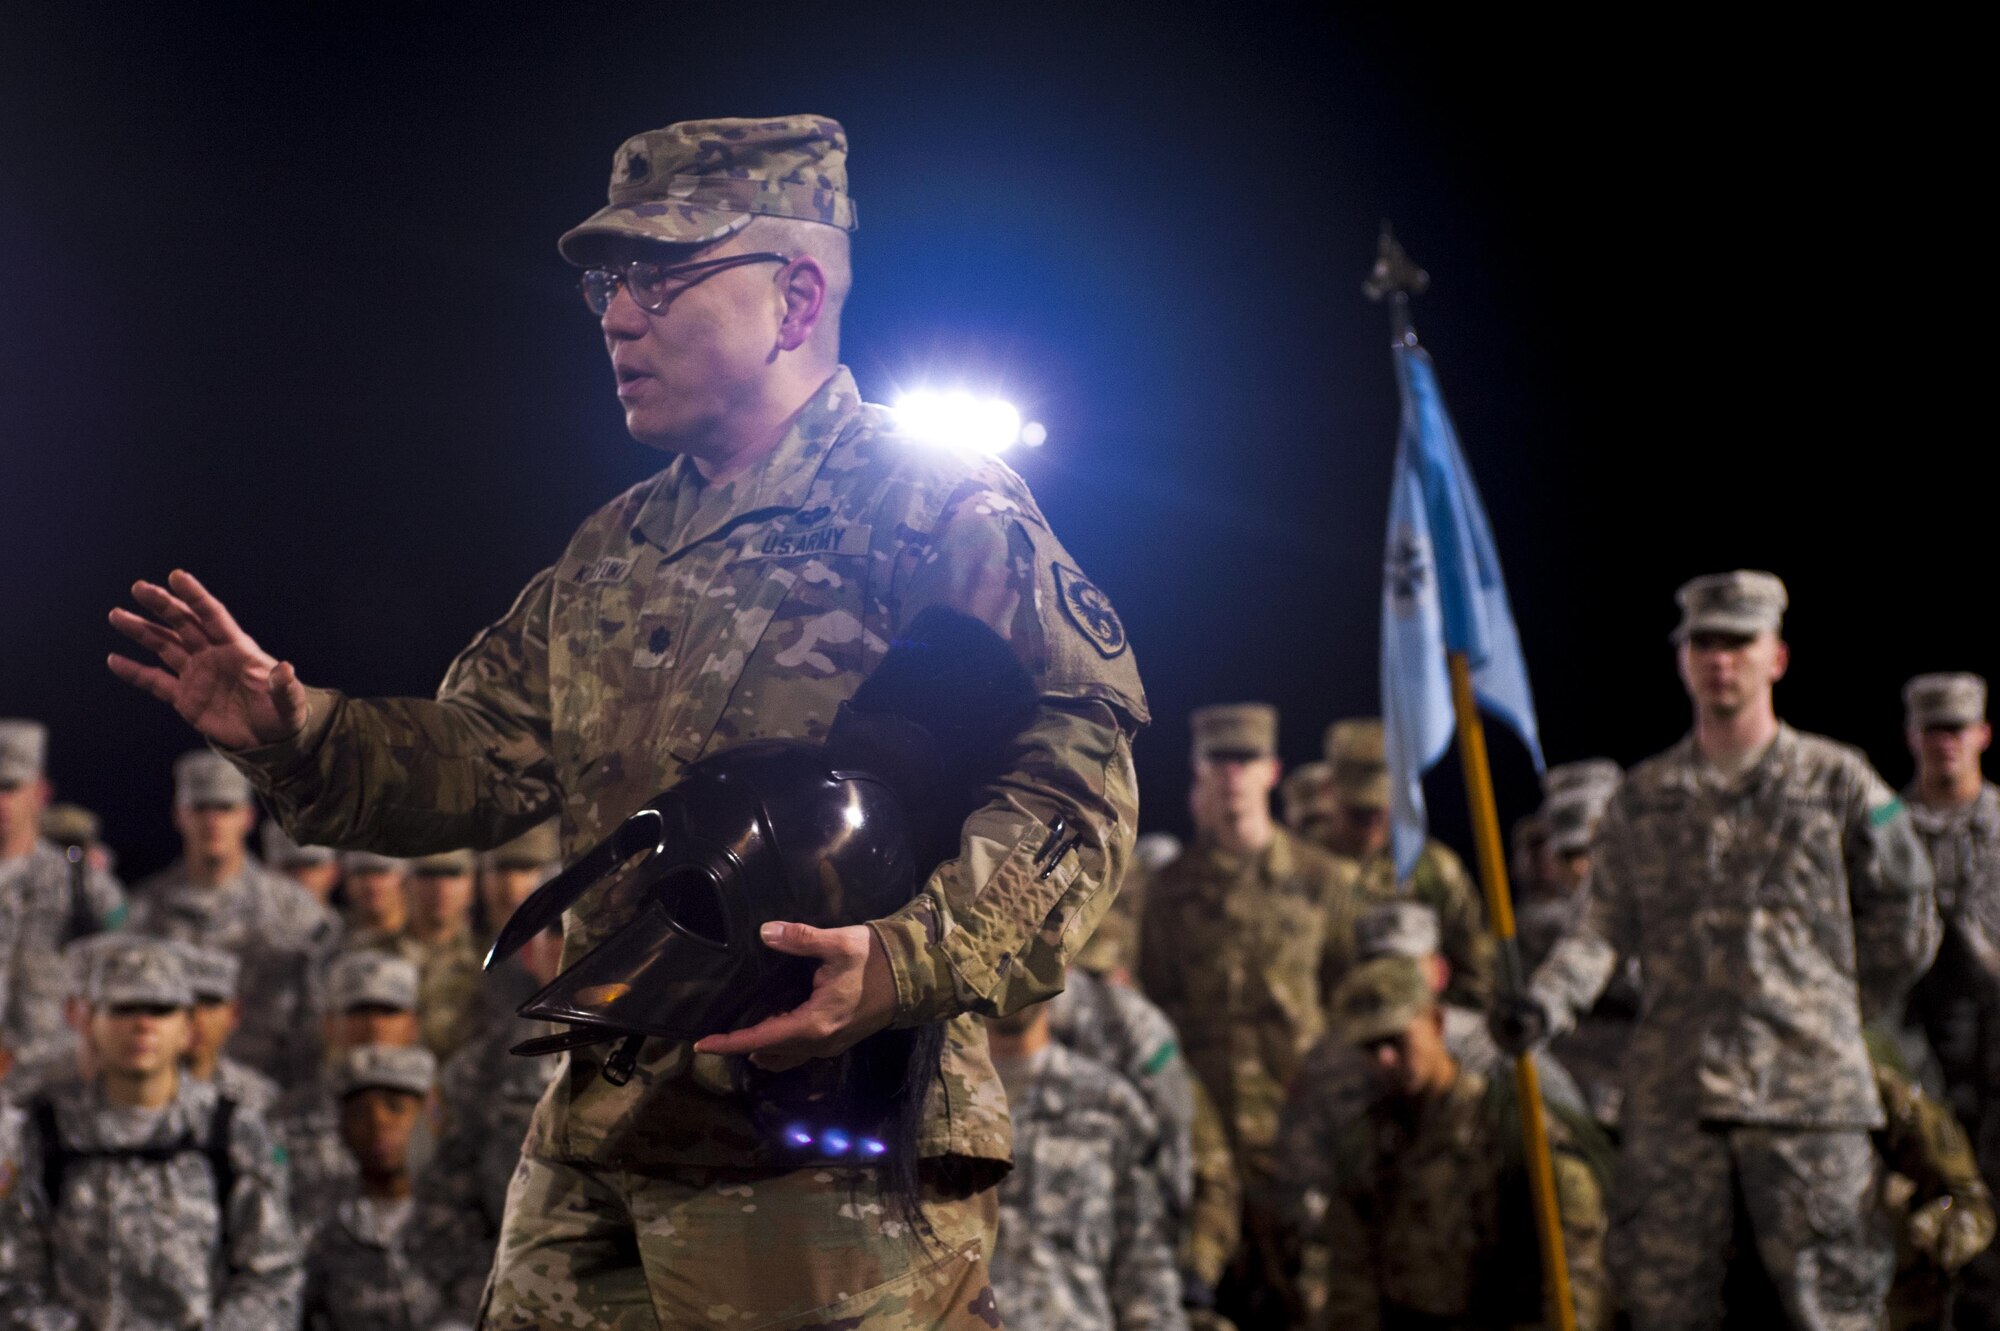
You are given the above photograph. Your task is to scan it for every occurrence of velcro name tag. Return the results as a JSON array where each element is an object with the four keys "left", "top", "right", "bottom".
[
  {"left": 576, "top": 556, "right": 634, "bottom": 585},
  {"left": 742, "top": 523, "right": 872, "bottom": 560}
]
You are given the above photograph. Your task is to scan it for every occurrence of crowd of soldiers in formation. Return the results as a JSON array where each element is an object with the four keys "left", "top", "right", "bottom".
[{"left": 3, "top": 570, "right": 2000, "bottom": 1330}]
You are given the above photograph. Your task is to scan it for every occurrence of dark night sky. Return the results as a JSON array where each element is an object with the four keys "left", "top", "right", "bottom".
[{"left": 2, "top": 5, "right": 1987, "bottom": 880}]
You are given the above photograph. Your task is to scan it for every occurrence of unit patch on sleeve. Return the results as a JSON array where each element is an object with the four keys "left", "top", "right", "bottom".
[{"left": 1055, "top": 563, "right": 1128, "bottom": 658}]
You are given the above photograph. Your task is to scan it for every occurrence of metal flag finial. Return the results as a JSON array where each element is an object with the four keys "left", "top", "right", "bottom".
[{"left": 1363, "top": 222, "right": 1429, "bottom": 345}]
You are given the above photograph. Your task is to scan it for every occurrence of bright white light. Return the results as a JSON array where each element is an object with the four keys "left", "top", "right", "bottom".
[
  {"left": 1021, "top": 421, "right": 1047, "bottom": 448},
  {"left": 894, "top": 390, "right": 1025, "bottom": 454}
]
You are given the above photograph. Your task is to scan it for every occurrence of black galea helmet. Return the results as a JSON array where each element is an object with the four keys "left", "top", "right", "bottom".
[{"left": 486, "top": 606, "right": 1036, "bottom": 1184}]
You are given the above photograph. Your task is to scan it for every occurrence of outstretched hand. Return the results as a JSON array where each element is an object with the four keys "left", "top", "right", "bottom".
[
  {"left": 693, "top": 922, "right": 899, "bottom": 1072},
  {"left": 107, "top": 570, "right": 309, "bottom": 751}
]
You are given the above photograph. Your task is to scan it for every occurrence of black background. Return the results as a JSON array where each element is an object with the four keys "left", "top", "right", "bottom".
[{"left": 2, "top": 5, "right": 1986, "bottom": 880}]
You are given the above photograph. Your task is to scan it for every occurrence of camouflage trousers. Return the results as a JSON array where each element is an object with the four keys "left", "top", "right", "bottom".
[
  {"left": 1610, "top": 1122, "right": 1892, "bottom": 1331},
  {"left": 480, "top": 1154, "right": 1002, "bottom": 1330}
]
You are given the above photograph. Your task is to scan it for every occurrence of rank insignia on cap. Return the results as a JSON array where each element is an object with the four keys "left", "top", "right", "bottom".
[
  {"left": 1055, "top": 564, "right": 1126, "bottom": 658},
  {"left": 622, "top": 150, "right": 650, "bottom": 182}
]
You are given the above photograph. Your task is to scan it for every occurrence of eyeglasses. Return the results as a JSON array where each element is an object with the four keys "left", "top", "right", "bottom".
[{"left": 579, "top": 251, "right": 791, "bottom": 316}]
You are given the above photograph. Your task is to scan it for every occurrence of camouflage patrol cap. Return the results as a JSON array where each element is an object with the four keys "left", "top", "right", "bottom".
[
  {"left": 1543, "top": 784, "right": 1616, "bottom": 854},
  {"left": 174, "top": 750, "right": 252, "bottom": 808},
  {"left": 486, "top": 820, "right": 561, "bottom": 871},
  {"left": 0, "top": 719, "right": 48, "bottom": 785},
  {"left": 1672, "top": 570, "right": 1788, "bottom": 643},
  {"left": 41, "top": 803, "right": 100, "bottom": 848},
  {"left": 88, "top": 937, "right": 194, "bottom": 1009},
  {"left": 1329, "top": 955, "right": 1436, "bottom": 1047},
  {"left": 408, "top": 848, "right": 476, "bottom": 876},
  {"left": 63, "top": 933, "right": 132, "bottom": 1000},
  {"left": 559, "top": 115, "right": 859, "bottom": 264},
  {"left": 1542, "top": 758, "right": 1621, "bottom": 800},
  {"left": 172, "top": 942, "right": 241, "bottom": 1003},
  {"left": 341, "top": 850, "right": 408, "bottom": 876},
  {"left": 1355, "top": 901, "right": 1442, "bottom": 961},
  {"left": 1905, "top": 673, "right": 1987, "bottom": 729},
  {"left": 334, "top": 1043, "right": 436, "bottom": 1100},
  {"left": 262, "top": 820, "right": 335, "bottom": 869},
  {"left": 327, "top": 951, "right": 419, "bottom": 1013},
  {"left": 1190, "top": 703, "right": 1278, "bottom": 761},
  {"left": 1324, "top": 718, "right": 1390, "bottom": 810}
]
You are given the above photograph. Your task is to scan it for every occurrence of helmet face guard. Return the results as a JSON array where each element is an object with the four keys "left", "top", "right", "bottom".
[{"left": 487, "top": 740, "right": 918, "bottom": 1052}]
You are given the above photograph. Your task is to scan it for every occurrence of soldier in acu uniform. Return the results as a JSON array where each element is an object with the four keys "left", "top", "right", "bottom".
[
  {"left": 303, "top": 1044, "right": 450, "bottom": 1331},
  {"left": 0, "top": 936, "right": 301, "bottom": 1329},
  {"left": 109, "top": 114, "right": 1145, "bottom": 1329},
  {"left": 0, "top": 721, "right": 127, "bottom": 1088},
  {"left": 129, "top": 750, "right": 339, "bottom": 1088},
  {"left": 1503, "top": 570, "right": 1940, "bottom": 1331},
  {"left": 1138, "top": 703, "right": 1345, "bottom": 1326},
  {"left": 986, "top": 997, "right": 1186, "bottom": 1331},
  {"left": 1317, "top": 956, "right": 1610, "bottom": 1331},
  {"left": 1315, "top": 717, "right": 1494, "bottom": 1008},
  {"left": 174, "top": 942, "right": 280, "bottom": 1117},
  {"left": 397, "top": 849, "right": 484, "bottom": 1061}
]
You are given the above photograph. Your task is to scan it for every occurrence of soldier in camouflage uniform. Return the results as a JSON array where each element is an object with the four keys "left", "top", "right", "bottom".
[
  {"left": 109, "top": 114, "right": 1145, "bottom": 1329},
  {"left": 1280, "top": 759, "right": 1339, "bottom": 848},
  {"left": 274, "top": 950, "right": 423, "bottom": 1245},
  {"left": 341, "top": 849, "right": 410, "bottom": 941},
  {"left": 1138, "top": 703, "right": 1345, "bottom": 1326},
  {"left": 986, "top": 997, "right": 1186, "bottom": 1330},
  {"left": 1872, "top": 1040, "right": 1998, "bottom": 1331},
  {"left": 304, "top": 1043, "right": 451, "bottom": 1331},
  {"left": 474, "top": 818, "right": 559, "bottom": 948},
  {"left": 0, "top": 721, "right": 127, "bottom": 1088},
  {"left": 398, "top": 849, "right": 484, "bottom": 1061},
  {"left": 174, "top": 941, "right": 280, "bottom": 1117},
  {"left": 1505, "top": 570, "right": 1940, "bottom": 1331},
  {"left": 1318, "top": 956, "right": 1610, "bottom": 1331},
  {"left": 1316, "top": 718, "right": 1494, "bottom": 1008},
  {"left": 1077, "top": 830, "right": 1178, "bottom": 984},
  {"left": 265, "top": 818, "right": 341, "bottom": 908},
  {"left": 0, "top": 936, "right": 301, "bottom": 1328},
  {"left": 129, "top": 750, "right": 339, "bottom": 1088},
  {"left": 1895, "top": 671, "right": 2000, "bottom": 1329},
  {"left": 409, "top": 923, "right": 566, "bottom": 1326}
]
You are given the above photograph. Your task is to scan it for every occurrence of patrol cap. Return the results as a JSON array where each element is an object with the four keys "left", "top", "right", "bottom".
[
  {"left": 409, "top": 848, "right": 477, "bottom": 877},
  {"left": 87, "top": 937, "right": 194, "bottom": 1009},
  {"left": 486, "top": 820, "right": 561, "bottom": 871},
  {"left": 63, "top": 933, "right": 133, "bottom": 1000},
  {"left": 0, "top": 719, "right": 47, "bottom": 786},
  {"left": 341, "top": 850, "right": 408, "bottom": 876},
  {"left": 1671, "top": 570, "right": 1788, "bottom": 643},
  {"left": 1905, "top": 673, "right": 1988, "bottom": 729},
  {"left": 327, "top": 951, "right": 419, "bottom": 1013},
  {"left": 559, "top": 115, "right": 859, "bottom": 264},
  {"left": 1190, "top": 703, "right": 1278, "bottom": 762},
  {"left": 262, "top": 820, "right": 335, "bottom": 869},
  {"left": 41, "top": 803, "right": 101, "bottom": 849},
  {"left": 1543, "top": 784, "right": 1616, "bottom": 854},
  {"left": 1355, "top": 901, "right": 1442, "bottom": 961},
  {"left": 1542, "top": 758, "right": 1621, "bottom": 801},
  {"left": 1329, "top": 956, "right": 1436, "bottom": 1047},
  {"left": 1324, "top": 718, "right": 1390, "bottom": 810},
  {"left": 334, "top": 1043, "right": 436, "bottom": 1100},
  {"left": 173, "top": 942, "right": 241, "bottom": 1003},
  {"left": 174, "top": 750, "right": 252, "bottom": 809}
]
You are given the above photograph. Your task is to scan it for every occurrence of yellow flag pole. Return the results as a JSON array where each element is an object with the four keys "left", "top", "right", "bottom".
[{"left": 1448, "top": 651, "right": 1576, "bottom": 1331}]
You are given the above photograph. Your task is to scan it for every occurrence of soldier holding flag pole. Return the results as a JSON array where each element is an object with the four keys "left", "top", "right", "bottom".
[{"left": 1364, "top": 227, "right": 1583, "bottom": 1331}]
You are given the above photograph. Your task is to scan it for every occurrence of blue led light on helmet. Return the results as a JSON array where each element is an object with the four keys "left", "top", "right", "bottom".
[
  {"left": 860, "top": 1137, "right": 887, "bottom": 1158},
  {"left": 820, "top": 1129, "right": 852, "bottom": 1156},
  {"left": 783, "top": 1124, "right": 815, "bottom": 1148}
]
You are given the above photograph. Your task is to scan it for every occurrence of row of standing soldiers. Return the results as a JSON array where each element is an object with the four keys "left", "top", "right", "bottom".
[{"left": 0, "top": 729, "right": 568, "bottom": 1329}]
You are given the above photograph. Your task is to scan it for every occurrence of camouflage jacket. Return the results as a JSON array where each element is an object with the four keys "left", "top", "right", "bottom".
[
  {"left": 227, "top": 369, "right": 1147, "bottom": 1173},
  {"left": 1317, "top": 1070, "right": 1609, "bottom": 1331},
  {"left": 0, "top": 841, "right": 126, "bottom": 1071},
  {"left": 1529, "top": 725, "right": 1939, "bottom": 1129},
  {"left": 1901, "top": 784, "right": 2000, "bottom": 1120},
  {"left": 130, "top": 858, "right": 341, "bottom": 1088},
  {"left": 304, "top": 1194, "right": 448, "bottom": 1331},
  {"left": 1876, "top": 1052, "right": 1998, "bottom": 1329},
  {"left": 1137, "top": 826, "right": 1343, "bottom": 1183},
  {"left": 0, "top": 1075, "right": 302, "bottom": 1331},
  {"left": 1905, "top": 782, "right": 2000, "bottom": 934},
  {"left": 198, "top": 1056, "right": 281, "bottom": 1119},
  {"left": 273, "top": 1073, "right": 360, "bottom": 1247},
  {"left": 991, "top": 1043, "right": 1187, "bottom": 1331},
  {"left": 1276, "top": 1005, "right": 1587, "bottom": 1229},
  {"left": 1050, "top": 967, "right": 1196, "bottom": 1217},
  {"left": 1323, "top": 839, "right": 1493, "bottom": 1009}
]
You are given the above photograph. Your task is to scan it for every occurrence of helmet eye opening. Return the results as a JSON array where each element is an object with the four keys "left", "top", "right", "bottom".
[{"left": 658, "top": 865, "right": 731, "bottom": 949}]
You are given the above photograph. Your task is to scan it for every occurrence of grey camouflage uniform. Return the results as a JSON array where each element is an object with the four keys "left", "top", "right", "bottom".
[
  {"left": 305, "top": 1194, "right": 453, "bottom": 1331},
  {"left": 0, "top": 1075, "right": 302, "bottom": 1330},
  {"left": 129, "top": 858, "right": 340, "bottom": 1087},
  {"left": 202, "top": 1055, "right": 280, "bottom": 1119},
  {"left": 0, "top": 841, "right": 125, "bottom": 1074},
  {"left": 990, "top": 1042, "right": 1187, "bottom": 1330},
  {"left": 1528, "top": 724, "right": 1940, "bottom": 1330}
]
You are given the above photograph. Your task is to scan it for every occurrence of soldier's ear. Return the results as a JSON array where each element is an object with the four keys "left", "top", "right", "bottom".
[
  {"left": 774, "top": 257, "right": 828, "bottom": 355},
  {"left": 1769, "top": 639, "right": 1790, "bottom": 683}
]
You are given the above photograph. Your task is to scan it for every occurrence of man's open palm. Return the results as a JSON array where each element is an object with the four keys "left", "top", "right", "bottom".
[{"left": 108, "top": 569, "right": 309, "bottom": 751}]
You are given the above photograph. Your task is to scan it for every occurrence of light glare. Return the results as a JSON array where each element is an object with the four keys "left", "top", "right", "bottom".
[{"left": 893, "top": 391, "right": 1027, "bottom": 454}]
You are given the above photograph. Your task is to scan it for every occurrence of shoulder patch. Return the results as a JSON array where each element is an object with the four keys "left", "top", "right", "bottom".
[
  {"left": 1054, "top": 564, "right": 1127, "bottom": 659},
  {"left": 1870, "top": 797, "right": 1906, "bottom": 828}
]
